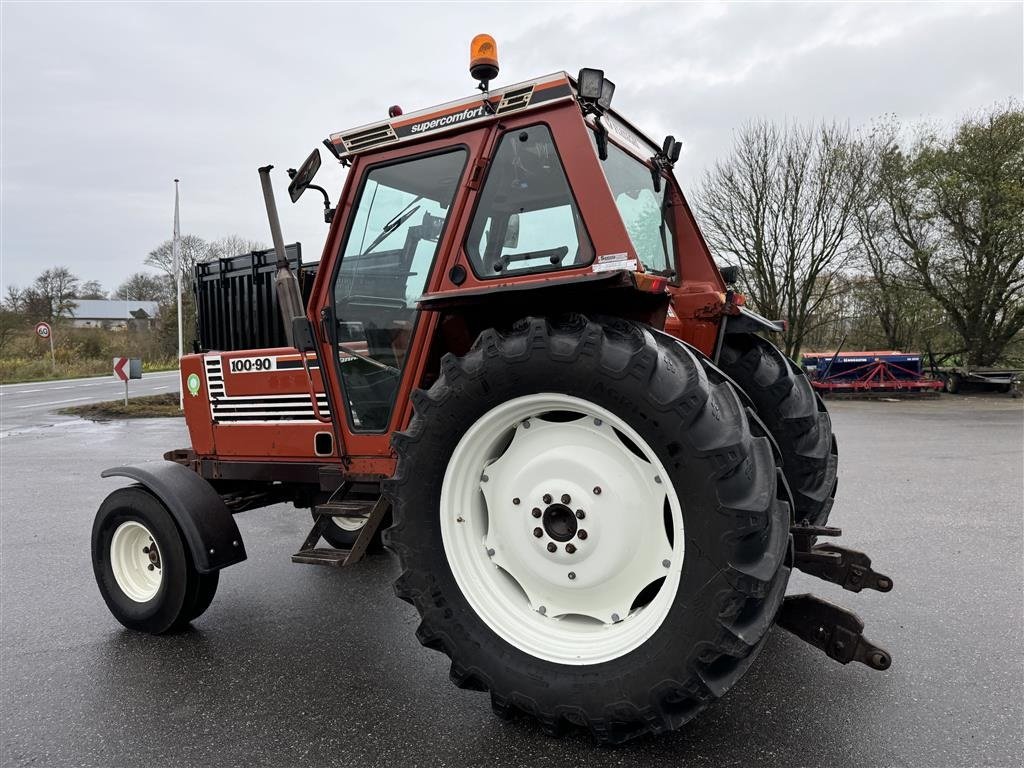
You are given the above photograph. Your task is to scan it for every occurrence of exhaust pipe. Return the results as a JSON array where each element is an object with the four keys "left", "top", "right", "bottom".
[{"left": 258, "top": 165, "right": 304, "bottom": 347}]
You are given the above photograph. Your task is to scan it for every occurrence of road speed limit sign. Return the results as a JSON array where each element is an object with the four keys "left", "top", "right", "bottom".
[{"left": 35, "top": 322, "right": 51, "bottom": 339}]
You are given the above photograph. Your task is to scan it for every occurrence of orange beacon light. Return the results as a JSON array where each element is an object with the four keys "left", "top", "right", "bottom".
[{"left": 470, "top": 34, "right": 499, "bottom": 85}]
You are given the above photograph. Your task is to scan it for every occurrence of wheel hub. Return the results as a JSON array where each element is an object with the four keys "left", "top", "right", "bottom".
[
  {"left": 110, "top": 521, "right": 163, "bottom": 603},
  {"left": 542, "top": 503, "right": 577, "bottom": 542}
]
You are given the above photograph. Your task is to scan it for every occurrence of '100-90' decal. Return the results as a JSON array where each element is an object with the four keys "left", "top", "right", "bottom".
[{"left": 228, "top": 356, "right": 276, "bottom": 373}]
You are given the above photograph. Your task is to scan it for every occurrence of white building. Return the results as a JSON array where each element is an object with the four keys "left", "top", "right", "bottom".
[{"left": 68, "top": 299, "right": 160, "bottom": 329}]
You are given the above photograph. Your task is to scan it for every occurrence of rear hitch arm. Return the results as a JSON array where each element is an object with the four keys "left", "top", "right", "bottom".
[
  {"left": 777, "top": 594, "right": 892, "bottom": 671},
  {"left": 790, "top": 524, "right": 894, "bottom": 594}
]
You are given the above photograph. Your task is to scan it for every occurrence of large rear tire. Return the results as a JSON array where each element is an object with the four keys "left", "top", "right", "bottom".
[
  {"left": 385, "top": 316, "right": 791, "bottom": 743},
  {"left": 718, "top": 333, "right": 838, "bottom": 526}
]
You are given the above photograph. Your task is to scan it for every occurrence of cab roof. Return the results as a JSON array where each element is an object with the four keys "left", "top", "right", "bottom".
[{"left": 326, "top": 71, "right": 661, "bottom": 163}]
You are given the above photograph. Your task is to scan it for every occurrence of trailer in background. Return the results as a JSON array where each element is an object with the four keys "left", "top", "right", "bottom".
[
  {"left": 929, "top": 365, "right": 1023, "bottom": 395},
  {"left": 803, "top": 351, "right": 943, "bottom": 398}
]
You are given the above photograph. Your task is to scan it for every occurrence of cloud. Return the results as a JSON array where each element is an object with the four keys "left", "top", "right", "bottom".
[{"left": 1, "top": 1, "right": 1020, "bottom": 290}]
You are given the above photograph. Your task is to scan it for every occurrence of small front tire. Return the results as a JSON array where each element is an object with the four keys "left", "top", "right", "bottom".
[{"left": 92, "top": 485, "right": 210, "bottom": 633}]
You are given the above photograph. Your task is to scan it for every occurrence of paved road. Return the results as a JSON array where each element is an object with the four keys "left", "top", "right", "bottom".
[
  {"left": 1, "top": 396, "right": 1022, "bottom": 767},
  {"left": 0, "top": 370, "right": 180, "bottom": 436}
]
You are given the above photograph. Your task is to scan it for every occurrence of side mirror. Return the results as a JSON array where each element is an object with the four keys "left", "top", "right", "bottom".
[
  {"left": 287, "top": 149, "right": 322, "bottom": 203},
  {"left": 598, "top": 79, "right": 615, "bottom": 110},
  {"left": 291, "top": 316, "right": 317, "bottom": 352},
  {"left": 663, "top": 135, "right": 682, "bottom": 164},
  {"left": 577, "top": 68, "right": 605, "bottom": 101},
  {"left": 503, "top": 213, "right": 520, "bottom": 248}
]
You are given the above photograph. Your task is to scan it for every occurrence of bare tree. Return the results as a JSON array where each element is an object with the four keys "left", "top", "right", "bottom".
[
  {"left": 145, "top": 234, "right": 211, "bottom": 284},
  {"left": 116, "top": 272, "right": 170, "bottom": 302},
  {"left": 77, "top": 280, "right": 106, "bottom": 299},
  {"left": 32, "top": 266, "right": 80, "bottom": 320},
  {"left": 697, "top": 120, "right": 872, "bottom": 358},
  {"left": 853, "top": 125, "right": 936, "bottom": 351},
  {"left": 207, "top": 235, "right": 268, "bottom": 260},
  {"left": 3, "top": 285, "right": 26, "bottom": 312}
]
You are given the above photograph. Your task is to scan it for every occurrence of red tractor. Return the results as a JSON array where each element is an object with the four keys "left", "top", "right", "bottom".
[{"left": 92, "top": 38, "right": 893, "bottom": 743}]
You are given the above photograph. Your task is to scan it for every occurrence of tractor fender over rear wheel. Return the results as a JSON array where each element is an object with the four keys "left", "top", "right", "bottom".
[
  {"left": 718, "top": 333, "right": 839, "bottom": 527},
  {"left": 384, "top": 315, "right": 791, "bottom": 743}
]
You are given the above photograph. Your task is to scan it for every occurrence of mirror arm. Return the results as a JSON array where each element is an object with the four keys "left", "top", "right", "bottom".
[
  {"left": 594, "top": 116, "right": 609, "bottom": 161},
  {"left": 307, "top": 183, "right": 335, "bottom": 223},
  {"left": 650, "top": 160, "right": 662, "bottom": 193}
]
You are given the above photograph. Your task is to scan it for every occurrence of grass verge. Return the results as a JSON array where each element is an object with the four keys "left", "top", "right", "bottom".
[
  {"left": 0, "top": 358, "right": 178, "bottom": 385},
  {"left": 59, "top": 393, "right": 183, "bottom": 420}
]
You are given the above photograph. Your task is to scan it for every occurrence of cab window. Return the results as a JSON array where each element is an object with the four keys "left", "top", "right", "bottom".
[
  {"left": 592, "top": 137, "right": 676, "bottom": 276},
  {"left": 332, "top": 148, "right": 467, "bottom": 431},
  {"left": 466, "top": 125, "right": 593, "bottom": 277}
]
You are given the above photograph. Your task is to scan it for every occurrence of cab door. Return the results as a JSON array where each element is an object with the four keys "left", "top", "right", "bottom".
[{"left": 310, "top": 129, "right": 487, "bottom": 467}]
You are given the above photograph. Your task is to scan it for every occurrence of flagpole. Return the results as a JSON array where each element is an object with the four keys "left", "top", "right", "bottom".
[{"left": 173, "top": 179, "right": 183, "bottom": 410}]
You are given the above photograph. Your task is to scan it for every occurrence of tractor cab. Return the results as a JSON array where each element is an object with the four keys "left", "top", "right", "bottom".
[{"left": 178, "top": 58, "right": 736, "bottom": 476}]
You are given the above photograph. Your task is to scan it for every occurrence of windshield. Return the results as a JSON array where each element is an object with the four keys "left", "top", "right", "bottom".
[{"left": 592, "top": 137, "right": 676, "bottom": 276}]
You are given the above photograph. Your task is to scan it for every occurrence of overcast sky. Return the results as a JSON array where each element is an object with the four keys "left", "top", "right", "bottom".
[{"left": 2, "top": 1, "right": 1021, "bottom": 292}]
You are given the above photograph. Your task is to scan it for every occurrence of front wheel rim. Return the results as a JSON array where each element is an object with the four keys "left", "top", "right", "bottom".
[
  {"left": 110, "top": 521, "right": 163, "bottom": 602},
  {"left": 440, "top": 393, "right": 685, "bottom": 666}
]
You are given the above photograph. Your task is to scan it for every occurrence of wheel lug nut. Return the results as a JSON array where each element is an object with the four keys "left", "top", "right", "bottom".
[
  {"left": 561, "top": 494, "right": 571, "bottom": 504},
  {"left": 486, "top": 548, "right": 495, "bottom": 557},
  {"left": 568, "top": 572, "right": 576, "bottom": 580},
  {"left": 575, "top": 509, "right": 585, "bottom": 519},
  {"left": 532, "top": 508, "right": 542, "bottom": 518},
  {"left": 546, "top": 542, "right": 557, "bottom": 553},
  {"left": 577, "top": 529, "right": 588, "bottom": 540},
  {"left": 565, "top": 543, "right": 577, "bottom": 554},
  {"left": 662, "top": 559, "right": 671, "bottom": 568},
  {"left": 147, "top": 564, "right": 155, "bottom": 571},
  {"left": 533, "top": 527, "right": 543, "bottom": 538},
  {"left": 512, "top": 497, "right": 520, "bottom": 505},
  {"left": 543, "top": 494, "right": 552, "bottom": 504},
  {"left": 593, "top": 486, "right": 602, "bottom": 495}
]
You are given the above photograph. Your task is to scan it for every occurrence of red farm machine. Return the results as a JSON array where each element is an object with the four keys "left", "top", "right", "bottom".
[
  {"left": 91, "top": 37, "right": 894, "bottom": 743},
  {"left": 803, "top": 351, "right": 943, "bottom": 397}
]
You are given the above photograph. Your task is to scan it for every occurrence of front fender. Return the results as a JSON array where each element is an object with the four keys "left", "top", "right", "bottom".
[
  {"left": 725, "top": 306, "right": 785, "bottom": 335},
  {"left": 101, "top": 461, "right": 246, "bottom": 573}
]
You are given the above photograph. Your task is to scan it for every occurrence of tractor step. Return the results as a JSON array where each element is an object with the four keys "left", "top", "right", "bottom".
[
  {"left": 291, "top": 547, "right": 353, "bottom": 567},
  {"left": 777, "top": 594, "right": 892, "bottom": 671},
  {"left": 294, "top": 496, "right": 391, "bottom": 568},
  {"left": 793, "top": 543, "right": 893, "bottom": 593}
]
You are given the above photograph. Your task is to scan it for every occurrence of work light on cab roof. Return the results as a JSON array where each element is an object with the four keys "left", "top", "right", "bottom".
[{"left": 89, "top": 33, "right": 895, "bottom": 747}]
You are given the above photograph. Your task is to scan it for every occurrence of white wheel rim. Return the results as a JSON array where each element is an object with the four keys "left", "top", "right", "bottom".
[
  {"left": 440, "top": 393, "right": 684, "bottom": 665},
  {"left": 333, "top": 514, "right": 367, "bottom": 532},
  {"left": 110, "top": 521, "right": 163, "bottom": 602}
]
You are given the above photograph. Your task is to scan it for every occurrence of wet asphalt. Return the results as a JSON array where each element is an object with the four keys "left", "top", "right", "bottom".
[
  {"left": 1, "top": 395, "right": 1022, "bottom": 767},
  {"left": 0, "top": 370, "right": 181, "bottom": 436}
]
